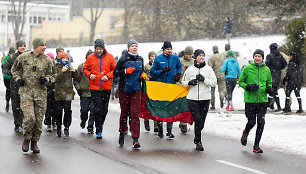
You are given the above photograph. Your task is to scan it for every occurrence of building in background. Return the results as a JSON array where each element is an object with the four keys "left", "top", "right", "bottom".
[
  {"left": 0, "top": 1, "right": 70, "bottom": 49},
  {"left": 31, "top": 8, "right": 125, "bottom": 47}
]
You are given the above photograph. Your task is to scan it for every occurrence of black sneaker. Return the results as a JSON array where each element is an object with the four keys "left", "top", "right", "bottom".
[
  {"left": 241, "top": 130, "right": 248, "bottom": 146},
  {"left": 180, "top": 125, "right": 187, "bottom": 133},
  {"left": 80, "top": 121, "right": 86, "bottom": 129},
  {"left": 57, "top": 129, "right": 62, "bottom": 137},
  {"left": 132, "top": 139, "right": 141, "bottom": 149},
  {"left": 119, "top": 133, "right": 125, "bottom": 147},
  {"left": 196, "top": 142, "right": 204, "bottom": 151},
  {"left": 253, "top": 145, "right": 263, "bottom": 153},
  {"left": 166, "top": 132, "right": 174, "bottom": 139},
  {"left": 87, "top": 127, "right": 94, "bottom": 134},
  {"left": 210, "top": 106, "right": 215, "bottom": 110},
  {"left": 64, "top": 128, "right": 69, "bottom": 137},
  {"left": 296, "top": 109, "right": 303, "bottom": 113}
]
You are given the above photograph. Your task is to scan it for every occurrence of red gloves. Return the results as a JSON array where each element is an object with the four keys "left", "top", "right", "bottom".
[{"left": 126, "top": 67, "right": 136, "bottom": 74}]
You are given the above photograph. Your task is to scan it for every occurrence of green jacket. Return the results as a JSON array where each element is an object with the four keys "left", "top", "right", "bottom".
[
  {"left": 73, "top": 63, "right": 91, "bottom": 97},
  {"left": 2, "top": 54, "right": 11, "bottom": 79},
  {"left": 238, "top": 61, "right": 272, "bottom": 103},
  {"left": 54, "top": 63, "right": 81, "bottom": 101}
]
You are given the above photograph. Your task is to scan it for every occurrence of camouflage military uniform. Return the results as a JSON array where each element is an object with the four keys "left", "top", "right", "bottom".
[
  {"left": 11, "top": 51, "right": 55, "bottom": 141},
  {"left": 208, "top": 53, "right": 227, "bottom": 108},
  {"left": 2, "top": 52, "right": 24, "bottom": 129},
  {"left": 179, "top": 56, "right": 194, "bottom": 128},
  {"left": 144, "top": 62, "right": 153, "bottom": 80}
]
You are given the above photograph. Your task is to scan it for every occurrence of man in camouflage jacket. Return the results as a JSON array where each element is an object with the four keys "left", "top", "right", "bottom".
[
  {"left": 11, "top": 37, "right": 55, "bottom": 153},
  {"left": 208, "top": 45, "right": 227, "bottom": 109}
]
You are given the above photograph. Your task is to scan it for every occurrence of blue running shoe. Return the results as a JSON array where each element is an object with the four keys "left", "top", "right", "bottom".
[{"left": 96, "top": 132, "right": 102, "bottom": 139}]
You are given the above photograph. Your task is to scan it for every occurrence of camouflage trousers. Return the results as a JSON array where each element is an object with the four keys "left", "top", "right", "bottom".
[
  {"left": 211, "top": 78, "right": 226, "bottom": 107},
  {"left": 20, "top": 92, "right": 47, "bottom": 141}
]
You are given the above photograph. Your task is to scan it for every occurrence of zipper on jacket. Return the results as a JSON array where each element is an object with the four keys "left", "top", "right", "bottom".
[
  {"left": 198, "top": 68, "right": 200, "bottom": 101},
  {"left": 100, "top": 57, "right": 102, "bottom": 91},
  {"left": 257, "top": 65, "right": 260, "bottom": 103},
  {"left": 166, "top": 56, "right": 169, "bottom": 82}
]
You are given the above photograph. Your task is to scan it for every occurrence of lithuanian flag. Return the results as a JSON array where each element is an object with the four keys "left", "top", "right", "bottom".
[{"left": 140, "top": 81, "right": 193, "bottom": 124}]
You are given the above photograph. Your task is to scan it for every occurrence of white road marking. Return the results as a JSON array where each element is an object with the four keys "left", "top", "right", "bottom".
[{"left": 216, "top": 160, "right": 268, "bottom": 174}]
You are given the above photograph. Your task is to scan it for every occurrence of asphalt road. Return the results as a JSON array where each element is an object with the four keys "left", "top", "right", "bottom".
[{"left": 0, "top": 96, "right": 306, "bottom": 174}]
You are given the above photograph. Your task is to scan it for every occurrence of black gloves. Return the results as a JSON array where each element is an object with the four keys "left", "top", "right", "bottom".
[
  {"left": 39, "top": 76, "right": 47, "bottom": 85},
  {"left": 266, "top": 86, "right": 273, "bottom": 95},
  {"left": 77, "top": 89, "right": 83, "bottom": 96},
  {"left": 188, "top": 79, "right": 198, "bottom": 86},
  {"left": 17, "top": 79, "right": 25, "bottom": 87},
  {"left": 173, "top": 74, "right": 181, "bottom": 82},
  {"left": 196, "top": 74, "right": 205, "bottom": 82},
  {"left": 161, "top": 67, "right": 171, "bottom": 73},
  {"left": 245, "top": 84, "right": 259, "bottom": 91}
]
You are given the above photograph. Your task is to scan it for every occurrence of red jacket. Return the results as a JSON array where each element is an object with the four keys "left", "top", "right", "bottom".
[{"left": 83, "top": 49, "right": 116, "bottom": 91}]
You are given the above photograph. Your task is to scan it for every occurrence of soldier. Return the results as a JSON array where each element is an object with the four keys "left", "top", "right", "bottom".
[
  {"left": 208, "top": 45, "right": 226, "bottom": 110},
  {"left": 179, "top": 46, "right": 194, "bottom": 133},
  {"left": 143, "top": 51, "right": 157, "bottom": 132},
  {"left": 2, "top": 41, "right": 26, "bottom": 132},
  {"left": 11, "top": 37, "right": 55, "bottom": 153}
]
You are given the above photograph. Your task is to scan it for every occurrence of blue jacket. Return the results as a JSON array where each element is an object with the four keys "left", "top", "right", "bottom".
[
  {"left": 221, "top": 57, "right": 241, "bottom": 79},
  {"left": 150, "top": 53, "right": 182, "bottom": 84}
]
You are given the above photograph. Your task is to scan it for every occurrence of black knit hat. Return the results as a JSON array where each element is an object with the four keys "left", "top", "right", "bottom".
[
  {"left": 162, "top": 41, "right": 172, "bottom": 50},
  {"left": 85, "top": 49, "right": 93, "bottom": 59},
  {"left": 253, "top": 49, "right": 264, "bottom": 59},
  {"left": 269, "top": 43, "right": 278, "bottom": 50},
  {"left": 95, "top": 39, "right": 105, "bottom": 49},
  {"left": 194, "top": 49, "right": 205, "bottom": 59}
]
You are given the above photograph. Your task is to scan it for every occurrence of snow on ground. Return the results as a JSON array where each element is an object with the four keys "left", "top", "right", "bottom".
[{"left": 1, "top": 35, "right": 306, "bottom": 157}]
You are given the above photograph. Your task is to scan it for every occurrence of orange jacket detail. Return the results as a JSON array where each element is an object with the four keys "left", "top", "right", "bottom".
[{"left": 83, "top": 49, "right": 116, "bottom": 91}]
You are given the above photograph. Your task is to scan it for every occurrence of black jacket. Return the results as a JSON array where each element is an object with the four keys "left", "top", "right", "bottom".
[
  {"left": 265, "top": 50, "right": 287, "bottom": 87},
  {"left": 283, "top": 56, "right": 303, "bottom": 90}
]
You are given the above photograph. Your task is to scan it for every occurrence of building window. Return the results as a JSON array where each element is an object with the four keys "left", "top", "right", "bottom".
[
  {"left": 110, "top": 16, "right": 115, "bottom": 29},
  {"left": 38, "top": 16, "right": 42, "bottom": 24}
]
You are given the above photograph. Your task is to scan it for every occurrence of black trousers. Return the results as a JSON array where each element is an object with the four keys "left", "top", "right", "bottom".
[
  {"left": 4, "top": 78, "right": 10, "bottom": 102},
  {"left": 55, "top": 100, "right": 72, "bottom": 129},
  {"left": 91, "top": 90, "right": 111, "bottom": 133},
  {"left": 44, "top": 93, "right": 56, "bottom": 125},
  {"left": 80, "top": 96, "right": 94, "bottom": 129},
  {"left": 225, "top": 78, "right": 237, "bottom": 101},
  {"left": 187, "top": 99, "right": 210, "bottom": 144},
  {"left": 244, "top": 102, "right": 267, "bottom": 146}
]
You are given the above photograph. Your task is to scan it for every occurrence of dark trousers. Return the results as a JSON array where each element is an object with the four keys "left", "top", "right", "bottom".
[
  {"left": 55, "top": 100, "right": 72, "bottom": 128},
  {"left": 4, "top": 78, "right": 10, "bottom": 102},
  {"left": 118, "top": 90, "right": 141, "bottom": 139},
  {"left": 271, "top": 85, "right": 281, "bottom": 109},
  {"left": 225, "top": 78, "right": 237, "bottom": 101},
  {"left": 187, "top": 99, "right": 210, "bottom": 144},
  {"left": 44, "top": 93, "right": 56, "bottom": 125},
  {"left": 11, "top": 90, "right": 23, "bottom": 127},
  {"left": 91, "top": 90, "right": 111, "bottom": 133},
  {"left": 244, "top": 102, "right": 267, "bottom": 146},
  {"left": 80, "top": 96, "right": 94, "bottom": 129},
  {"left": 285, "top": 87, "right": 302, "bottom": 110}
]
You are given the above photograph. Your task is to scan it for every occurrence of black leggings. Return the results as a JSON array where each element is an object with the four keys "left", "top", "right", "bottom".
[
  {"left": 4, "top": 78, "right": 10, "bottom": 102},
  {"left": 285, "top": 87, "right": 301, "bottom": 99},
  {"left": 225, "top": 78, "right": 237, "bottom": 101},
  {"left": 187, "top": 99, "right": 210, "bottom": 144},
  {"left": 244, "top": 103, "right": 267, "bottom": 146}
]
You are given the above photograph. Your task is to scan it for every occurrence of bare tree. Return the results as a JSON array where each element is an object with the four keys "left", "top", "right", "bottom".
[
  {"left": 10, "top": 0, "right": 29, "bottom": 42},
  {"left": 83, "top": 0, "right": 104, "bottom": 44}
]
